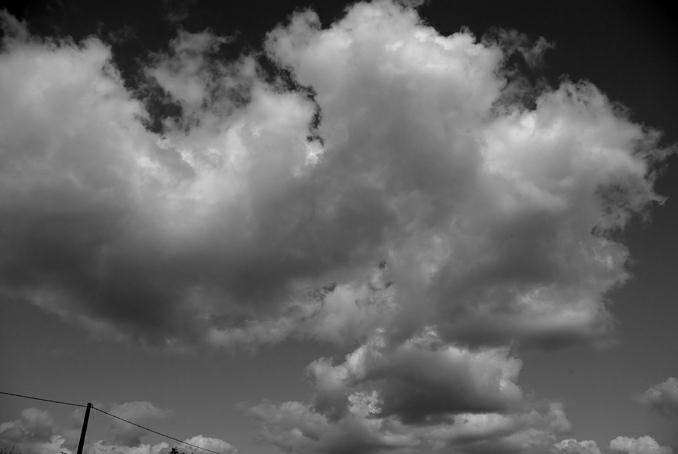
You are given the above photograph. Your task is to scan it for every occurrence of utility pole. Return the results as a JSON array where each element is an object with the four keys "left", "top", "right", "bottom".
[{"left": 76, "top": 402, "right": 92, "bottom": 454}]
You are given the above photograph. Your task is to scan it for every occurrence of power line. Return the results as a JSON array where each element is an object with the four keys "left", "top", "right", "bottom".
[
  {"left": 91, "top": 406, "right": 221, "bottom": 454},
  {"left": 0, "top": 390, "right": 87, "bottom": 408},
  {"left": 0, "top": 391, "right": 221, "bottom": 454}
]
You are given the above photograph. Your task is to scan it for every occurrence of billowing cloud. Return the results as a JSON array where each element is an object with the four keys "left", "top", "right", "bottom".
[
  {"left": 104, "top": 401, "right": 172, "bottom": 446},
  {"left": 0, "top": 408, "right": 72, "bottom": 454},
  {"left": 248, "top": 325, "right": 573, "bottom": 454},
  {"left": 609, "top": 436, "right": 673, "bottom": 454},
  {"left": 307, "top": 328, "right": 523, "bottom": 422},
  {"left": 0, "top": 0, "right": 668, "bottom": 351},
  {"left": 552, "top": 439, "right": 602, "bottom": 454},
  {"left": 636, "top": 377, "right": 678, "bottom": 419},
  {"left": 1, "top": 1, "right": 673, "bottom": 453},
  {"left": 250, "top": 398, "right": 570, "bottom": 454}
]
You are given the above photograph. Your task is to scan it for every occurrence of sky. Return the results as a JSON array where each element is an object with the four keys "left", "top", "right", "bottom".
[{"left": 0, "top": 1, "right": 677, "bottom": 454}]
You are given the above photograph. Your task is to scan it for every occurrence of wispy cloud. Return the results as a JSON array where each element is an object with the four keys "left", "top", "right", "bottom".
[
  {"left": 636, "top": 377, "right": 678, "bottom": 419},
  {"left": 553, "top": 439, "right": 602, "bottom": 454}
]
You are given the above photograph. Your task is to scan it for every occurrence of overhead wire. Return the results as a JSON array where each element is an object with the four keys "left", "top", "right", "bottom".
[
  {"left": 91, "top": 407, "right": 221, "bottom": 454},
  {"left": 0, "top": 390, "right": 87, "bottom": 408},
  {"left": 0, "top": 391, "right": 221, "bottom": 454}
]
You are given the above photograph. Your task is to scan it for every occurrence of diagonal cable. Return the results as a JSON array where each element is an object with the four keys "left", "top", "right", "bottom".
[
  {"left": 91, "top": 406, "right": 221, "bottom": 454},
  {"left": 0, "top": 390, "right": 87, "bottom": 408}
]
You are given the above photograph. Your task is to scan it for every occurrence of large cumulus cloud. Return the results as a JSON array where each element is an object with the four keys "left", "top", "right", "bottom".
[
  {"left": 261, "top": 10, "right": 663, "bottom": 347},
  {"left": 0, "top": 0, "right": 667, "bottom": 350}
]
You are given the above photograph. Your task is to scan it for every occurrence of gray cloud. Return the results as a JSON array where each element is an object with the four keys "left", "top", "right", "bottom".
[
  {"left": 0, "top": 408, "right": 58, "bottom": 446},
  {"left": 609, "top": 436, "right": 673, "bottom": 454},
  {"left": 0, "top": 408, "right": 76, "bottom": 454},
  {"left": 246, "top": 324, "right": 572, "bottom": 454},
  {"left": 552, "top": 439, "right": 602, "bottom": 454},
  {"left": 636, "top": 377, "right": 678, "bottom": 419},
  {"left": 89, "top": 436, "right": 237, "bottom": 454},
  {"left": 250, "top": 399, "right": 570, "bottom": 454},
  {"left": 307, "top": 329, "right": 523, "bottom": 422}
]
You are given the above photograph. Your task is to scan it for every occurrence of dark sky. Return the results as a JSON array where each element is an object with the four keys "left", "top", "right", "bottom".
[{"left": 1, "top": 1, "right": 677, "bottom": 454}]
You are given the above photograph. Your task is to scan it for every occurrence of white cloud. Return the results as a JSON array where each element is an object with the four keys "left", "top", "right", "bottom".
[
  {"left": 90, "top": 441, "right": 169, "bottom": 454},
  {"left": 637, "top": 377, "right": 678, "bottom": 419},
  {"left": 88, "top": 435, "right": 237, "bottom": 454},
  {"left": 609, "top": 436, "right": 673, "bottom": 454},
  {"left": 552, "top": 439, "right": 602, "bottom": 454},
  {"left": 181, "top": 435, "right": 237, "bottom": 454},
  {"left": 0, "top": 0, "right": 667, "bottom": 351}
]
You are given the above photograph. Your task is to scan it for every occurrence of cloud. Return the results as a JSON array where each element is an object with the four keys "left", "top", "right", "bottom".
[
  {"left": 1, "top": 1, "right": 673, "bottom": 453},
  {"left": 250, "top": 398, "right": 570, "bottom": 454},
  {"left": 89, "top": 435, "right": 237, "bottom": 454},
  {"left": 552, "top": 439, "right": 602, "bottom": 454},
  {"left": 104, "top": 402, "right": 173, "bottom": 446},
  {"left": 609, "top": 436, "right": 673, "bottom": 454},
  {"left": 91, "top": 435, "right": 238, "bottom": 454},
  {"left": 0, "top": 407, "right": 236, "bottom": 454},
  {"left": 307, "top": 328, "right": 523, "bottom": 422},
  {"left": 636, "top": 377, "right": 678, "bottom": 419},
  {"left": 162, "top": 0, "right": 198, "bottom": 24},
  {"left": 0, "top": 0, "right": 668, "bottom": 351},
  {"left": 144, "top": 29, "right": 241, "bottom": 124},
  {"left": 0, "top": 408, "right": 55, "bottom": 443},
  {"left": 181, "top": 436, "right": 237, "bottom": 454},
  {"left": 0, "top": 408, "right": 72, "bottom": 454},
  {"left": 90, "top": 441, "right": 169, "bottom": 454},
  {"left": 485, "top": 28, "right": 555, "bottom": 69},
  {"left": 248, "top": 327, "right": 569, "bottom": 454}
]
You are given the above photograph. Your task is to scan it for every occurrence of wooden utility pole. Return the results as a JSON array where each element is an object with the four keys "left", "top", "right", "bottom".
[{"left": 76, "top": 402, "right": 92, "bottom": 454}]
